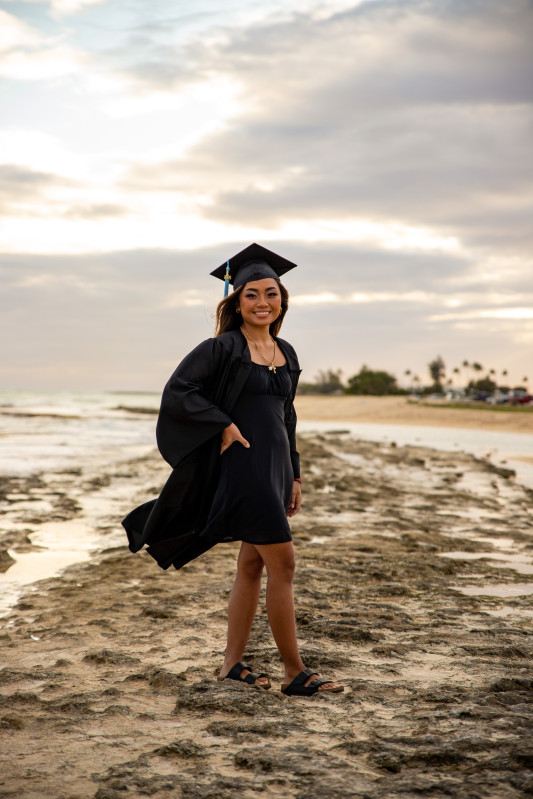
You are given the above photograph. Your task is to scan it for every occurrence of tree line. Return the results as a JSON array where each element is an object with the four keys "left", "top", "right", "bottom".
[{"left": 297, "top": 358, "right": 529, "bottom": 396}]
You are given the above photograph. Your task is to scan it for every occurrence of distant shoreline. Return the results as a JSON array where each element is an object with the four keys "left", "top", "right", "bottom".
[
  {"left": 409, "top": 400, "right": 533, "bottom": 414},
  {"left": 295, "top": 395, "right": 533, "bottom": 435}
]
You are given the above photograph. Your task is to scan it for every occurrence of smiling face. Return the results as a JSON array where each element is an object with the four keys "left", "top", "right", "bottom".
[{"left": 237, "top": 278, "right": 282, "bottom": 329}]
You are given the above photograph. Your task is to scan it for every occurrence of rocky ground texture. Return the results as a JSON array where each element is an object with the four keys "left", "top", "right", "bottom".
[{"left": 1, "top": 432, "right": 532, "bottom": 798}]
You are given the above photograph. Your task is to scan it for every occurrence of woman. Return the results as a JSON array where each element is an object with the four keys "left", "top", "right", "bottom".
[{"left": 123, "top": 243, "right": 343, "bottom": 697}]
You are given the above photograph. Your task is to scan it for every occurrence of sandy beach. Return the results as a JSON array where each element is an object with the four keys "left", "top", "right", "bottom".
[
  {"left": 296, "top": 395, "right": 533, "bottom": 434},
  {"left": 1, "top": 405, "right": 533, "bottom": 798}
]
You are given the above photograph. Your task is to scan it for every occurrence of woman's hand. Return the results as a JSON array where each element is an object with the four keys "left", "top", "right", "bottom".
[
  {"left": 287, "top": 481, "right": 302, "bottom": 517},
  {"left": 220, "top": 422, "right": 250, "bottom": 455}
]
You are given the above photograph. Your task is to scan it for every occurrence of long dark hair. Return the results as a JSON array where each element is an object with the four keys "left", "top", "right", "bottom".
[{"left": 215, "top": 283, "right": 289, "bottom": 337}]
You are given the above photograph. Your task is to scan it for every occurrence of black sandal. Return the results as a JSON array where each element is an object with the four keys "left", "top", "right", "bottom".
[
  {"left": 217, "top": 661, "right": 271, "bottom": 689},
  {"left": 281, "top": 668, "right": 344, "bottom": 696}
]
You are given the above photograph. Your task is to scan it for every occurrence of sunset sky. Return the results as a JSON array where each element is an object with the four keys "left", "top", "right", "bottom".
[{"left": 1, "top": 0, "right": 532, "bottom": 391}]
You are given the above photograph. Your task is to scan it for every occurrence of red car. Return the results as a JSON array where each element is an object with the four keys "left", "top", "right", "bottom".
[{"left": 509, "top": 394, "right": 533, "bottom": 405}]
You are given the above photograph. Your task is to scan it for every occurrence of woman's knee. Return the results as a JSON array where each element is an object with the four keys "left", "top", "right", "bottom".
[
  {"left": 267, "top": 552, "right": 295, "bottom": 583},
  {"left": 237, "top": 546, "right": 264, "bottom": 580}
]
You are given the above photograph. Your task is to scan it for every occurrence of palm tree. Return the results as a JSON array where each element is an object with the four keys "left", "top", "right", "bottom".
[
  {"left": 453, "top": 367, "right": 460, "bottom": 387},
  {"left": 462, "top": 360, "right": 473, "bottom": 386}
]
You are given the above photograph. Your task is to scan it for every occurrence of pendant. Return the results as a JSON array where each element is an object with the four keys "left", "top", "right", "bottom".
[{"left": 269, "top": 364, "right": 276, "bottom": 373}]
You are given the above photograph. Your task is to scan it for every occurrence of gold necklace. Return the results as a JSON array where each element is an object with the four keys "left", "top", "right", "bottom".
[{"left": 241, "top": 326, "right": 277, "bottom": 373}]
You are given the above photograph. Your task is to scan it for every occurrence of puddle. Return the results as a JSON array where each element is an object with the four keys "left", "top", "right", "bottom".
[
  {"left": 452, "top": 583, "right": 533, "bottom": 598},
  {"left": 299, "top": 421, "right": 533, "bottom": 490},
  {"left": 484, "top": 606, "right": 533, "bottom": 618},
  {"left": 470, "top": 536, "right": 518, "bottom": 550},
  {"left": 0, "top": 519, "right": 121, "bottom": 617}
]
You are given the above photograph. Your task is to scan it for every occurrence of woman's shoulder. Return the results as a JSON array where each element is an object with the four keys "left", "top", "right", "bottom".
[
  {"left": 189, "top": 329, "right": 240, "bottom": 352},
  {"left": 274, "top": 336, "right": 300, "bottom": 368},
  {"left": 215, "top": 329, "right": 242, "bottom": 346},
  {"left": 183, "top": 329, "right": 244, "bottom": 362},
  {"left": 275, "top": 335, "right": 298, "bottom": 356}
]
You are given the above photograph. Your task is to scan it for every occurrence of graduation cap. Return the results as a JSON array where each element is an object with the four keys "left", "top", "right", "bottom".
[{"left": 211, "top": 243, "right": 297, "bottom": 297}]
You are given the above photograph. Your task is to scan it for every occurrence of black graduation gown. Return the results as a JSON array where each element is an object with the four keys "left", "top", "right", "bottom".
[{"left": 122, "top": 329, "right": 301, "bottom": 570}]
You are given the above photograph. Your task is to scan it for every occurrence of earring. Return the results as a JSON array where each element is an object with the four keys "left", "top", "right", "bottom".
[{"left": 236, "top": 308, "right": 241, "bottom": 313}]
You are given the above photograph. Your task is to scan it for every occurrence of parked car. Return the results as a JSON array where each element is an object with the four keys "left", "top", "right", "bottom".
[
  {"left": 509, "top": 394, "right": 533, "bottom": 405},
  {"left": 471, "top": 390, "right": 492, "bottom": 402}
]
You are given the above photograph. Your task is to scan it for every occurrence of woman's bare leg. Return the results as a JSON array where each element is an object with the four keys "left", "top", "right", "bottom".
[
  {"left": 253, "top": 542, "right": 304, "bottom": 679},
  {"left": 254, "top": 541, "right": 342, "bottom": 691},
  {"left": 218, "top": 542, "right": 269, "bottom": 686}
]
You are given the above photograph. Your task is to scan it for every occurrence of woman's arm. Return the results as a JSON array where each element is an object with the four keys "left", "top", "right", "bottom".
[
  {"left": 284, "top": 398, "right": 300, "bottom": 480},
  {"left": 156, "top": 338, "right": 233, "bottom": 467},
  {"left": 220, "top": 422, "right": 250, "bottom": 455}
]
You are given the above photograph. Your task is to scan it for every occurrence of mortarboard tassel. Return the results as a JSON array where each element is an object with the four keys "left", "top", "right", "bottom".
[{"left": 223, "top": 260, "right": 231, "bottom": 297}]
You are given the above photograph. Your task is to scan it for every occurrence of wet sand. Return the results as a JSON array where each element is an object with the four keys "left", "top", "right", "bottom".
[
  {"left": 1, "top": 432, "right": 533, "bottom": 798},
  {"left": 296, "top": 395, "right": 533, "bottom": 434}
]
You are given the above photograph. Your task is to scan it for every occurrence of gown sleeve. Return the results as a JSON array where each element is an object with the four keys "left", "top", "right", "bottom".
[
  {"left": 156, "top": 338, "right": 233, "bottom": 468},
  {"left": 281, "top": 338, "right": 301, "bottom": 480},
  {"left": 284, "top": 397, "right": 300, "bottom": 480}
]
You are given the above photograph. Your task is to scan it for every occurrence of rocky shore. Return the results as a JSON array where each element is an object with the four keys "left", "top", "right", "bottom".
[{"left": 1, "top": 432, "right": 532, "bottom": 798}]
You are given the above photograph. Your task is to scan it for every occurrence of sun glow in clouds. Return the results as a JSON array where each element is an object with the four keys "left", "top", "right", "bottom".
[
  {"left": 1, "top": 0, "right": 532, "bottom": 388},
  {"left": 0, "top": 212, "right": 468, "bottom": 255},
  {"left": 277, "top": 219, "right": 462, "bottom": 254},
  {"left": 291, "top": 290, "right": 442, "bottom": 306},
  {"left": 430, "top": 308, "right": 533, "bottom": 322}
]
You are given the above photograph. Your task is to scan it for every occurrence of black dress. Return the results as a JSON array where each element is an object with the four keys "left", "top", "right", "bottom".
[{"left": 199, "top": 361, "right": 294, "bottom": 546}]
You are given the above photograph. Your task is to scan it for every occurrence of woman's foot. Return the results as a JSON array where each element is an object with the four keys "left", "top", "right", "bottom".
[
  {"left": 282, "top": 667, "right": 344, "bottom": 696},
  {"left": 218, "top": 661, "right": 271, "bottom": 689}
]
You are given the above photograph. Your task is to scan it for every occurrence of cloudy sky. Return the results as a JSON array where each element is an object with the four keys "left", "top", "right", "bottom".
[{"left": 1, "top": 0, "right": 532, "bottom": 391}]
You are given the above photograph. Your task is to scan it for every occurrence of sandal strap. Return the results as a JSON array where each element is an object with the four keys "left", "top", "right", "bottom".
[
  {"left": 226, "top": 661, "right": 250, "bottom": 680},
  {"left": 306, "top": 678, "right": 334, "bottom": 690},
  {"left": 291, "top": 668, "right": 319, "bottom": 687},
  {"left": 243, "top": 671, "right": 268, "bottom": 685}
]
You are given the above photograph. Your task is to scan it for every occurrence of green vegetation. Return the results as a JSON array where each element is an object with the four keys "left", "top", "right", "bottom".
[
  {"left": 345, "top": 366, "right": 405, "bottom": 396},
  {"left": 297, "top": 369, "right": 344, "bottom": 395},
  {"left": 467, "top": 377, "right": 497, "bottom": 393},
  {"left": 296, "top": 355, "right": 529, "bottom": 397},
  {"left": 419, "top": 402, "right": 533, "bottom": 413},
  {"left": 427, "top": 355, "right": 445, "bottom": 393}
]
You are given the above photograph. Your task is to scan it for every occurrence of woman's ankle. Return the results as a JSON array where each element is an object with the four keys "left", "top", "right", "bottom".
[{"left": 283, "top": 661, "right": 306, "bottom": 682}]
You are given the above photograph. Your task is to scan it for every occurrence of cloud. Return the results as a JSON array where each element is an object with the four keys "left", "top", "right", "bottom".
[
  {"left": 0, "top": 0, "right": 532, "bottom": 387},
  {"left": 0, "top": 9, "right": 87, "bottom": 80},
  {"left": 117, "top": 0, "right": 533, "bottom": 269},
  {"left": 62, "top": 203, "right": 130, "bottom": 219},
  {"left": 49, "top": 0, "right": 109, "bottom": 15},
  {"left": 3, "top": 0, "right": 532, "bottom": 267},
  {"left": 0, "top": 164, "right": 75, "bottom": 214},
  {"left": 3, "top": 0, "right": 110, "bottom": 17},
  {"left": 0, "top": 9, "right": 42, "bottom": 52},
  {"left": 429, "top": 308, "right": 533, "bottom": 322},
  {"left": 1, "top": 241, "right": 530, "bottom": 390}
]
